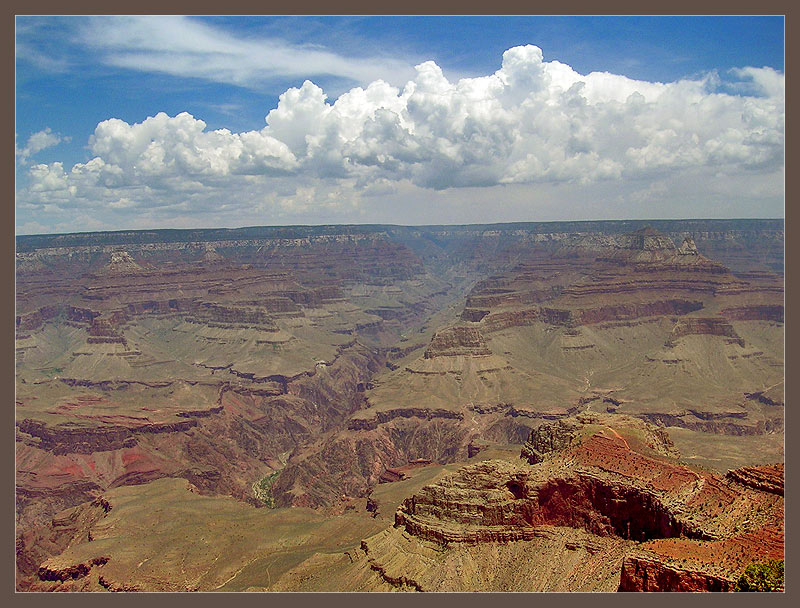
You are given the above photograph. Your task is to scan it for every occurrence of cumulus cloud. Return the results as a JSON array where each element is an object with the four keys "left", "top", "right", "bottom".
[
  {"left": 87, "top": 112, "right": 298, "bottom": 182},
  {"left": 17, "top": 45, "right": 784, "bottom": 232},
  {"left": 16, "top": 128, "right": 68, "bottom": 163},
  {"left": 729, "top": 66, "right": 785, "bottom": 98}
]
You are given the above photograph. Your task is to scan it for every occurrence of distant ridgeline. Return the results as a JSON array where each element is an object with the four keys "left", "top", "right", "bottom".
[{"left": 16, "top": 219, "right": 784, "bottom": 274}]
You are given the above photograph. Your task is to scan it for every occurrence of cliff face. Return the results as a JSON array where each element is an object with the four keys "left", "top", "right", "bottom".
[
  {"left": 340, "top": 521, "right": 633, "bottom": 592},
  {"left": 721, "top": 304, "right": 784, "bottom": 322},
  {"left": 521, "top": 418, "right": 585, "bottom": 464},
  {"left": 383, "top": 415, "right": 783, "bottom": 592},
  {"left": 393, "top": 462, "right": 702, "bottom": 546},
  {"left": 476, "top": 300, "right": 706, "bottom": 332},
  {"left": 668, "top": 317, "right": 743, "bottom": 346},
  {"left": 618, "top": 556, "right": 735, "bottom": 592},
  {"left": 184, "top": 301, "right": 279, "bottom": 330},
  {"left": 461, "top": 226, "right": 782, "bottom": 334},
  {"left": 726, "top": 464, "right": 784, "bottom": 496},
  {"left": 521, "top": 413, "right": 678, "bottom": 465},
  {"left": 423, "top": 326, "right": 492, "bottom": 358}
]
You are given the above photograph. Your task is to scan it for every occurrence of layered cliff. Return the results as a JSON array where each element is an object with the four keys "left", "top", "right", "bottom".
[
  {"left": 381, "top": 415, "right": 783, "bottom": 591},
  {"left": 423, "top": 326, "right": 492, "bottom": 358}
]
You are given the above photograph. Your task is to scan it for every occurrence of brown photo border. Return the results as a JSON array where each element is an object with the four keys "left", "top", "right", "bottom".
[{"left": 2, "top": 3, "right": 793, "bottom": 606}]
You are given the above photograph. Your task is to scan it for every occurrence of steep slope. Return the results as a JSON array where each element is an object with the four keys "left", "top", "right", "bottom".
[{"left": 275, "top": 415, "right": 781, "bottom": 592}]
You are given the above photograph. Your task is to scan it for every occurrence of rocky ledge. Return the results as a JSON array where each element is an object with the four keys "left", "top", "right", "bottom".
[
  {"left": 726, "top": 464, "right": 784, "bottom": 496},
  {"left": 667, "top": 317, "right": 744, "bottom": 347},
  {"left": 394, "top": 461, "right": 705, "bottom": 545},
  {"left": 423, "top": 326, "right": 492, "bottom": 358},
  {"left": 521, "top": 413, "right": 678, "bottom": 465},
  {"left": 391, "top": 414, "right": 783, "bottom": 591}
]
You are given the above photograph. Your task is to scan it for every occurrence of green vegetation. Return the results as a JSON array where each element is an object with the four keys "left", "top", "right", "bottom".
[
  {"left": 36, "top": 366, "right": 63, "bottom": 376},
  {"left": 735, "top": 560, "right": 784, "bottom": 592},
  {"left": 253, "top": 471, "right": 282, "bottom": 508}
]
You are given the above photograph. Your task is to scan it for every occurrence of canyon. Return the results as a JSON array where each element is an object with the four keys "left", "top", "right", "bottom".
[{"left": 15, "top": 219, "right": 783, "bottom": 592}]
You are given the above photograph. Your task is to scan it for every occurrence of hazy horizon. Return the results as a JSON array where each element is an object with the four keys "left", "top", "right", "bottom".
[{"left": 15, "top": 216, "right": 785, "bottom": 240}]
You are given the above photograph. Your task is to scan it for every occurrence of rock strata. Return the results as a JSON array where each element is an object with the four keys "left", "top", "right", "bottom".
[
  {"left": 388, "top": 415, "right": 782, "bottom": 591},
  {"left": 618, "top": 555, "right": 735, "bottom": 592},
  {"left": 667, "top": 318, "right": 744, "bottom": 347},
  {"left": 423, "top": 326, "right": 492, "bottom": 358},
  {"left": 726, "top": 464, "right": 784, "bottom": 496}
]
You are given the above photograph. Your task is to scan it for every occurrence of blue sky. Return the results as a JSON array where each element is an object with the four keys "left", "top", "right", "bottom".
[{"left": 15, "top": 16, "right": 785, "bottom": 234}]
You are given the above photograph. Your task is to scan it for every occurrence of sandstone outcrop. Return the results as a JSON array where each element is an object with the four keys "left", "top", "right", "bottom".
[
  {"left": 520, "top": 413, "right": 680, "bottom": 464},
  {"left": 394, "top": 461, "right": 704, "bottom": 545},
  {"left": 98, "top": 250, "right": 144, "bottom": 275},
  {"left": 677, "top": 237, "right": 699, "bottom": 256},
  {"left": 423, "top": 326, "right": 492, "bottom": 358},
  {"left": 726, "top": 464, "right": 784, "bottom": 496},
  {"left": 667, "top": 317, "right": 744, "bottom": 347},
  {"left": 386, "top": 414, "right": 783, "bottom": 591},
  {"left": 618, "top": 554, "right": 735, "bottom": 592}
]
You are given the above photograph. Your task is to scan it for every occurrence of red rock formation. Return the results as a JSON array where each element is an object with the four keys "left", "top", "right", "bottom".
[
  {"left": 726, "top": 464, "right": 784, "bottom": 496},
  {"left": 378, "top": 459, "right": 433, "bottom": 483},
  {"left": 667, "top": 317, "right": 745, "bottom": 347},
  {"left": 391, "top": 415, "right": 783, "bottom": 591},
  {"left": 16, "top": 496, "right": 111, "bottom": 588},
  {"left": 721, "top": 305, "right": 784, "bottom": 322},
  {"left": 618, "top": 555, "right": 735, "bottom": 592},
  {"left": 394, "top": 462, "right": 704, "bottom": 545}
]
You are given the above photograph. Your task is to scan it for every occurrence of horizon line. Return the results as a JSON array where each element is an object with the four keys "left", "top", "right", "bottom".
[{"left": 15, "top": 216, "right": 786, "bottom": 240}]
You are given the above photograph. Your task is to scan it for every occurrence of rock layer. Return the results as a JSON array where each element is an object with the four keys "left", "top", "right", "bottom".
[
  {"left": 386, "top": 415, "right": 783, "bottom": 591},
  {"left": 424, "top": 326, "right": 492, "bottom": 358}
]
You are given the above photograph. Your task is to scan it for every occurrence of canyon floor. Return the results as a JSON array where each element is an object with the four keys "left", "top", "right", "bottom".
[{"left": 15, "top": 220, "right": 784, "bottom": 592}]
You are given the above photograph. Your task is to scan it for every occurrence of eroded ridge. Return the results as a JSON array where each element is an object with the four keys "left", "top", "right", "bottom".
[{"left": 388, "top": 415, "right": 783, "bottom": 591}]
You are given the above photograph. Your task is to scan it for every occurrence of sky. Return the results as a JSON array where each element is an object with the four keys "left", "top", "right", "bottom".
[{"left": 15, "top": 15, "right": 785, "bottom": 235}]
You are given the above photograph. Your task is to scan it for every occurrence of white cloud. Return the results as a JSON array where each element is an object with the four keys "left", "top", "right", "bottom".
[
  {"left": 729, "top": 66, "right": 785, "bottom": 98},
  {"left": 16, "top": 128, "right": 68, "bottom": 163},
  {"left": 28, "top": 162, "right": 70, "bottom": 192},
  {"left": 17, "top": 45, "right": 784, "bottom": 232},
  {"left": 87, "top": 112, "right": 298, "bottom": 182},
  {"left": 15, "top": 41, "right": 71, "bottom": 73},
  {"left": 78, "top": 16, "right": 417, "bottom": 89}
]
